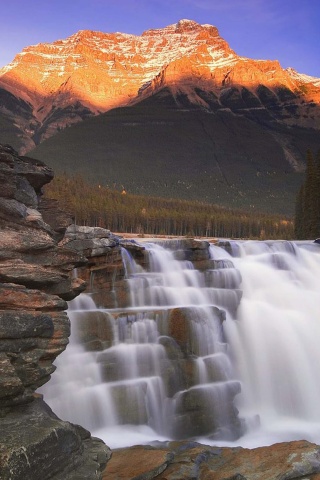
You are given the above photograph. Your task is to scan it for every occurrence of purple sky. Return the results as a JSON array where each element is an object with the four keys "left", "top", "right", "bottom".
[{"left": 1, "top": 0, "right": 319, "bottom": 77}]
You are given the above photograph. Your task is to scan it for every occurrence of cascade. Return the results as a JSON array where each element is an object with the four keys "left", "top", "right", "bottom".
[
  {"left": 223, "top": 240, "right": 320, "bottom": 446},
  {"left": 39, "top": 239, "right": 320, "bottom": 449}
]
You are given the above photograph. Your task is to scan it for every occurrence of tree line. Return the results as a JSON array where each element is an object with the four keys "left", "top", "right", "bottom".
[
  {"left": 44, "top": 174, "right": 294, "bottom": 239},
  {"left": 294, "top": 149, "right": 320, "bottom": 240}
]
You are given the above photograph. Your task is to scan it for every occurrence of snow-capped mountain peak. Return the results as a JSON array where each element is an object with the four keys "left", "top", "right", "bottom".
[{"left": 0, "top": 20, "right": 319, "bottom": 153}]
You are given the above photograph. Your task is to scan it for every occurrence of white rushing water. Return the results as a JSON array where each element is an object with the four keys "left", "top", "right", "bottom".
[
  {"left": 39, "top": 240, "right": 320, "bottom": 449},
  {"left": 220, "top": 240, "right": 320, "bottom": 447}
]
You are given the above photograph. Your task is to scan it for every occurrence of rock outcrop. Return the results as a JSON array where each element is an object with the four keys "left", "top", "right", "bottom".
[
  {"left": 0, "top": 144, "right": 110, "bottom": 479},
  {"left": 103, "top": 440, "right": 320, "bottom": 480},
  {"left": 62, "top": 225, "right": 127, "bottom": 308}
]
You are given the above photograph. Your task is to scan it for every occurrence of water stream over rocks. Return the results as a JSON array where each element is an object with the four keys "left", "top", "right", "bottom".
[{"left": 39, "top": 239, "right": 320, "bottom": 449}]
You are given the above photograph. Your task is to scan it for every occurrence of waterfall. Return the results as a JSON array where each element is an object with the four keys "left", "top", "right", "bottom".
[
  {"left": 38, "top": 239, "right": 320, "bottom": 449},
  {"left": 222, "top": 240, "right": 320, "bottom": 446}
]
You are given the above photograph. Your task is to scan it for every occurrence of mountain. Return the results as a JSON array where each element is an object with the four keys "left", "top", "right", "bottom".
[{"left": 0, "top": 19, "right": 319, "bottom": 213}]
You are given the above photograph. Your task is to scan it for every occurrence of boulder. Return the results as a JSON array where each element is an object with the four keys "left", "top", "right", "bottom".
[
  {"left": 72, "top": 310, "right": 115, "bottom": 351},
  {"left": 0, "top": 397, "right": 111, "bottom": 480},
  {"left": 173, "top": 381, "right": 241, "bottom": 439}
]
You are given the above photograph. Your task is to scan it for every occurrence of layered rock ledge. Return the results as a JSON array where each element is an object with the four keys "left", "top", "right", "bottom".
[
  {"left": 103, "top": 440, "right": 320, "bottom": 480},
  {"left": 0, "top": 144, "right": 110, "bottom": 479}
]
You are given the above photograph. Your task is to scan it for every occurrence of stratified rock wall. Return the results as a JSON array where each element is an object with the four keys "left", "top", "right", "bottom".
[
  {"left": 0, "top": 144, "right": 110, "bottom": 479},
  {"left": 62, "top": 225, "right": 127, "bottom": 307}
]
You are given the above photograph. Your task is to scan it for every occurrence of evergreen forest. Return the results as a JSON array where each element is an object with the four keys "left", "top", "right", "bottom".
[
  {"left": 44, "top": 174, "right": 294, "bottom": 239},
  {"left": 294, "top": 149, "right": 320, "bottom": 240}
]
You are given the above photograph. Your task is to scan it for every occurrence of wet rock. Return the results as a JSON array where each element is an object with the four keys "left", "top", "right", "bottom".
[
  {"left": 110, "top": 382, "right": 148, "bottom": 425},
  {"left": 167, "top": 307, "right": 224, "bottom": 357},
  {"left": 73, "top": 311, "right": 115, "bottom": 351},
  {"left": 169, "top": 239, "right": 211, "bottom": 264},
  {"left": 173, "top": 381, "right": 241, "bottom": 438},
  {"left": 195, "top": 258, "right": 235, "bottom": 271},
  {"left": 202, "top": 354, "right": 231, "bottom": 383},
  {"left": 63, "top": 225, "right": 127, "bottom": 308},
  {"left": 217, "top": 240, "right": 241, "bottom": 257},
  {"left": 102, "top": 445, "right": 171, "bottom": 480},
  {"left": 121, "top": 240, "right": 148, "bottom": 268},
  {"left": 103, "top": 440, "right": 320, "bottom": 480},
  {"left": 158, "top": 334, "right": 189, "bottom": 396},
  {"left": 204, "top": 268, "right": 242, "bottom": 289}
]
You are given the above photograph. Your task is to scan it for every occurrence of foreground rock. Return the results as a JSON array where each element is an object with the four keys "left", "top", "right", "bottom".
[
  {"left": 103, "top": 440, "right": 320, "bottom": 480},
  {"left": 1, "top": 397, "right": 111, "bottom": 480},
  {"left": 0, "top": 144, "right": 109, "bottom": 479}
]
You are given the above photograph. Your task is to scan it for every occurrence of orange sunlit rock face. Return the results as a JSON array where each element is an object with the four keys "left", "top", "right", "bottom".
[{"left": 0, "top": 19, "right": 319, "bottom": 151}]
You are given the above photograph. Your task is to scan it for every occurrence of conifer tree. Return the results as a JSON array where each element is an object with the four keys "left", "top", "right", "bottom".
[
  {"left": 294, "top": 149, "right": 320, "bottom": 239},
  {"left": 44, "top": 173, "right": 294, "bottom": 239},
  {"left": 294, "top": 184, "right": 305, "bottom": 239}
]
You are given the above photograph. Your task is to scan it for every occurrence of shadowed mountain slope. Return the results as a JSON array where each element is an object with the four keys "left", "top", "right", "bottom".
[
  {"left": 30, "top": 87, "right": 319, "bottom": 215},
  {"left": 0, "top": 19, "right": 319, "bottom": 154},
  {"left": 0, "top": 19, "right": 319, "bottom": 213}
]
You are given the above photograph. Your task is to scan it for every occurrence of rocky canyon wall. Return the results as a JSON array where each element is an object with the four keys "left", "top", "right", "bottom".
[{"left": 0, "top": 143, "right": 110, "bottom": 479}]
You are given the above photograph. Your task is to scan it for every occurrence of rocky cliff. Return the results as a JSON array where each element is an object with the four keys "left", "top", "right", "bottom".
[
  {"left": 0, "top": 19, "right": 319, "bottom": 153},
  {"left": 0, "top": 143, "right": 110, "bottom": 479}
]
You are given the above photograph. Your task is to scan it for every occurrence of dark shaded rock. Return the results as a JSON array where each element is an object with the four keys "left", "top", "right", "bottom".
[
  {"left": 216, "top": 240, "right": 241, "bottom": 257},
  {"left": 256, "top": 84, "right": 279, "bottom": 107},
  {"left": 0, "top": 309, "right": 70, "bottom": 407},
  {"left": 0, "top": 353, "right": 24, "bottom": 400},
  {"left": 0, "top": 311, "right": 54, "bottom": 339},
  {"left": 38, "top": 197, "right": 73, "bottom": 241},
  {"left": 0, "top": 144, "right": 110, "bottom": 478},
  {"left": 241, "top": 87, "right": 261, "bottom": 108},
  {"left": 158, "top": 337, "right": 186, "bottom": 396},
  {"left": 220, "top": 87, "right": 247, "bottom": 110},
  {"left": 0, "top": 397, "right": 111, "bottom": 480},
  {"left": 173, "top": 381, "right": 241, "bottom": 438}
]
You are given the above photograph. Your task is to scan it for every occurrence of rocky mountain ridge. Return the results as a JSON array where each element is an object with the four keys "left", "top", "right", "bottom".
[{"left": 0, "top": 19, "right": 319, "bottom": 153}]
